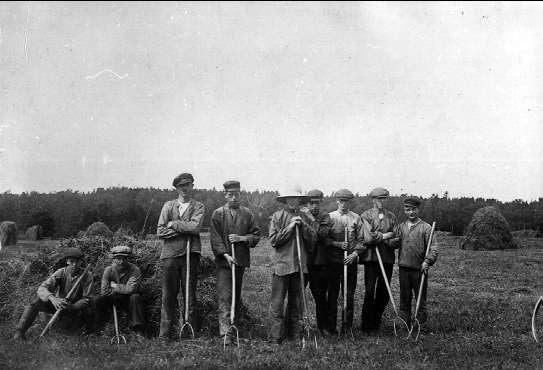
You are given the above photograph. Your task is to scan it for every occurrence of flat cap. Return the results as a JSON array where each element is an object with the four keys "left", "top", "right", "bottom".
[
  {"left": 62, "top": 247, "right": 84, "bottom": 260},
  {"left": 223, "top": 180, "right": 241, "bottom": 191},
  {"left": 404, "top": 197, "right": 422, "bottom": 208},
  {"left": 334, "top": 189, "right": 354, "bottom": 200},
  {"left": 369, "top": 187, "right": 389, "bottom": 199},
  {"left": 172, "top": 173, "right": 194, "bottom": 187},
  {"left": 111, "top": 245, "right": 132, "bottom": 257},
  {"left": 306, "top": 189, "right": 324, "bottom": 200}
]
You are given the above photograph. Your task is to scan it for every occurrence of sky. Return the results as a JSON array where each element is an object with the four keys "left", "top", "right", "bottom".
[{"left": 0, "top": 2, "right": 541, "bottom": 201}]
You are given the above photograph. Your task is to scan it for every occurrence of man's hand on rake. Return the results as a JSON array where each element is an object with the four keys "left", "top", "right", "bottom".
[
  {"left": 421, "top": 261, "right": 429, "bottom": 274},
  {"left": 344, "top": 252, "right": 358, "bottom": 265},
  {"left": 224, "top": 253, "right": 238, "bottom": 267},
  {"left": 49, "top": 296, "right": 69, "bottom": 311}
]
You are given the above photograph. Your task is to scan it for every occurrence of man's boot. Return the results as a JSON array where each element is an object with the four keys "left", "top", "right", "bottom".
[{"left": 13, "top": 305, "right": 36, "bottom": 341}]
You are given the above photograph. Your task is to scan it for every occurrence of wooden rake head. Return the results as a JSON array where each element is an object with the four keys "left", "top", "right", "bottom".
[{"left": 532, "top": 296, "right": 543, "bottom": 343}]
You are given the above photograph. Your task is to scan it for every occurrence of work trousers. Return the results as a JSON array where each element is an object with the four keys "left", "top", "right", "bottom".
[
  {"left": 361, "top": 262, "right": 393, "bottom": 330},
  {"left": 308, "top": 264, "right": 329, "bottom": 332},
  {"left": 327, "top": 262, "right": 357, "bottom": 332},
  {"left": 159, "top": 253, "right": 200, "bottom": 339},
  {"left": 399, "top": 267, "right": 428, "bottom": 326},
  {"left": 269, "top": 273, "right": 304, "bottom": 341},
  {"left": 217, "top": 265, "right": 245, "bottom": 337},
  {"left": 91, "top": 293, "right": 145, "bottom": 331},
  {"left": 16, "top": 297, "right": 88, "bottom": 334}
]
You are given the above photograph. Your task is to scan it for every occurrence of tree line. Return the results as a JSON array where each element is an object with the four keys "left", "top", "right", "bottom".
[{"left": 0, "top": 188, "right": 542, "bottom": 238}]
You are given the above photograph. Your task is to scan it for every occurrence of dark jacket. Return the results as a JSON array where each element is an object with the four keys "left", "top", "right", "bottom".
[
  {"left": 358, "top": 208, "right": 397, "bottom": 264},
  {"left": 210, "top": 204, "right": 260, "bottom": 268},
  {"left": 301, "top": 208, "right": 332, "bottom": 266},
  {"left": 394, "top": 219, "right": 438, "bottom": 270}
]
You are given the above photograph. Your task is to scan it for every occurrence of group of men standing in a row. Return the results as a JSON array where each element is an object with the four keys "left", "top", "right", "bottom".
[{"left": 12, "top": 172, "right": 438, "bottom": 345}]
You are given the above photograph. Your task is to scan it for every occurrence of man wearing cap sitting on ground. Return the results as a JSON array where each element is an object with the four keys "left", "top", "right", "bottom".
[
  {"left": 359, "top": 187, "right": 398, "bottom": 333},
  {"left": 268, "top": 186, "right": 317, "bottom": 344},
  {"left": 157, "top": 172, "right": 205, "bottom": 341},
  {"left": 327, "top": 189, "right": 370, "bottom": 334},
  {"left": 210, "top": 180, "right": 261, "bottom": 345},
  {"left": 301, "top": 189, "right": 333, "bottom": 337},
  {"left": 393, "top": 197, "right": 438, "bottom": 329},
  {"left": 13, "top": 248, "right": 93, "bottom": 341},
  {"left": 90, "top": 245, "right": 145, "bottom": 336}
]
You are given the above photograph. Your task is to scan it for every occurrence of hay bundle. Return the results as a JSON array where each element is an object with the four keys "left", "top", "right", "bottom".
[
  {"left": 0, "top": 221, "right": 17, "bottom": 247},
  {"left": 460, "top": 206, "right": 519, "bottom": 250},
  {"left": 85, "top": 222, "right": 113, "bottom": 238},
  {"left": 25, "top": 225, "right": 44, "bottom": 241}
]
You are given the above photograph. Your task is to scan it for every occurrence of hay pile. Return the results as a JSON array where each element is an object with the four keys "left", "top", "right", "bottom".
[
  {"left": 1, "top": 233, "right": 258, "bottom": 338},
  {"left": 85, "top": 222, "right": 113, "bottom": 238},
  {"left": 0, "top": 221, "right": 17, "bottom": 247},
  {"left": 460, "top": 206, "right": 519, "bottom": 250},
  {"left": 25, "top": 225, "right": 44, "bottom": 241}
]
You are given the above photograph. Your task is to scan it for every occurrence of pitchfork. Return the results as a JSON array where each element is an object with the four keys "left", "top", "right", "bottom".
[
  {"left": 110, "top": 304, "right": 127, "bottom": 347},
  {"left": 407, "top": 221, "right": 436, "bottom": 341},
  {"left": 374, "top": 244, "right": 409, "bottom": 337},
  {"left": 179, "top": 239, "right": 195, "bottom": 340},
  {"left": 295, "top": 225, "right": 318, "bottom": 349},
  {"left": 531, "top": 296, "right": 543, "bottom": 343},
  {"left": 341, "top": 226, "right": 354, "bottom": 340},
  {"left": 223, "top": 243, "right": 240, "bottom": 350}
]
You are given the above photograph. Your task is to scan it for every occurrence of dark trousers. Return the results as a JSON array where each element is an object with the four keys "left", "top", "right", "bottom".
[
  {"left": 269, "top": 273, "right": 303, "bottom": 341},
  {"left": 327, "top": 262, "right": 357, "bottom": 332},
  {"left": 159, "top": 253, "right": 200, "bottom": 339},
  {"left": 361, "top": 262, "right": 393, "bottom": 330},
  {"left": 16, "top": 297, "right": 88, "bottom": 334},
  {"left": 308, "top": 264, "right": 329, "bottom": 332},
  {"left": 91, "top": 293, "right": 145, "bottom": 332},
  {"left": 217, "top": 265, "right": 245, "bottom": 337},
  {"left": 399, "top": 267, "right": 428, "bottom": 326}
]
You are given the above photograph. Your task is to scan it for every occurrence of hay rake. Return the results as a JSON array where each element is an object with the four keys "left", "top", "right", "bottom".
[
  {"left": 224, "top": 243, "right": 240, "bottom": 350},
  {"left": 179, "top": 239, "right": 195, "bottom": 340},
  {"left": 532, "top": 296, "right": 543, "bottom": 343},
  {"left": 407, "top": 221, "right": 436, "bottom": 341},
  {"left": 341, "top": 226, "right": 354, "bottom": 340},
  {"left": 295, "top": 225, "right": 318, "bottom": 349},
  {"left": 110, "top": 304, "right": 127, "bottom": 347},
  {"left": 375, "top": 245, "right": 409, "bottom": 337}
]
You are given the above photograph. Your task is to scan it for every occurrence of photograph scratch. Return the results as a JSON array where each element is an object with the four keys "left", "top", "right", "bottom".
[
  {"left": 24, "top": 5, "right": 29, "bottom": 61},
  {"left": 85, "top": 69, "right": 129, "bottom": 80}
]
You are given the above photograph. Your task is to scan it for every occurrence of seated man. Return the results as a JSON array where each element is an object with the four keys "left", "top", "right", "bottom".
[
  {"left": 91, "top": 245, "right": 145, "bottom": 336},
  {"left": 13, "top": 247, "right": 93, "bottom": 341}
]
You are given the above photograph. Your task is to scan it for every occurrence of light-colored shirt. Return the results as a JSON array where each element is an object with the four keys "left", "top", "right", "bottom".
[
  {"left": 157, "top": 198, "right": 205, "bottom": 259},
  {"left": 359, "top": 207, "right": 398, "bottom": 264},
  {"left": 394, "top": 219, "right": 438, "bottom": 269},
  {"left": 328, "top": 210, "right": 370, "bottom": 264}
]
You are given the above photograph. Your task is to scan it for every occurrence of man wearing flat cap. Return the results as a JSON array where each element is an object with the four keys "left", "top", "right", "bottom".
[
  {"left": 157, "top": 172, "right": 205, "bottom": 341},
  {"left": 268, "top": 186, "right": 317, "bottom": 344},
  {"left": 393, "top": 197, "right": 438, "bottom": 328},
  {"left": 90, "top": 246, "right": 145, "bottom": 336},
  {"left": 301, "top": 189, "right": 332, "bottom": 337},
  {"left": 13, "top": 248, "right": 93, "bottom": 341},
  {"left": 359, "top": 187, "right": 398, "bottom": 333},
  {"left": 210, "top": 180, "right": 260, "bottom": 345},
  {"left": 327, "top": 189, "right": 370, "bottom": 334}
]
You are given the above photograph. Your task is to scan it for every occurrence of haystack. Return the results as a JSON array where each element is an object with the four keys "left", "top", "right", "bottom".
[
  {"left": 85, "top": 222, "right": 113, "bottom": 238},
  {"left": 460, "top": 206, "right": 519, "bottom": 250},
  {"left": 0, "top": 221, "right": 17, "bottom": 247},
  {"left": 25, "top": 225, "right": 44, "bottom": 241}
]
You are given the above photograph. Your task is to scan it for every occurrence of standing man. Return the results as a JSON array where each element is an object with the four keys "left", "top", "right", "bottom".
[
  {"left": 91, "top": 245, "right": 145, "bottom": 337},
  {"left": 359, "top": 187, "right": 398, "bottom": 333},
  {"left": 268, "top": 187, "right": 317, "bottom": 344},
  {"left": 394, "top": 198, "right": 438, "bottom": 329},
  {"left": 302, "top": 189, "right": 332, "bottom": 337},
  {"left": 13, "top": 248, "right": 93, "bottom": 340},
  {"left": 157, "top": 173, "right": 205, "bottom": 342},
  {"left": 210, "top": 180, "right": 260, "bottom": 345},
  {"left": 327, "top": 189, "right": 369, "bottom": 334}
]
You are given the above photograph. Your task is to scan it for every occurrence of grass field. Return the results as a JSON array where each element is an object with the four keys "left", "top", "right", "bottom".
[{"left": 1, "top": 235, "right": 543, "bottom": 369}]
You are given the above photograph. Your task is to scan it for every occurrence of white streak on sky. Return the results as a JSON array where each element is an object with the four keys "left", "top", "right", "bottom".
[{"left": 85, "top": 69, "right": 128, "bottom": 80}]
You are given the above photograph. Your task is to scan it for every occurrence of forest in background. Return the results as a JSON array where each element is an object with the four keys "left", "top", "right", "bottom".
[{"left": 0, "top": 188, "right": 542, "bottom": 238}]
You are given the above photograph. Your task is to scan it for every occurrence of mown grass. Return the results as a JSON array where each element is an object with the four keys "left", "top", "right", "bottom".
[{"left": 1, "top": 236, "right": 543, "bottom": 369}]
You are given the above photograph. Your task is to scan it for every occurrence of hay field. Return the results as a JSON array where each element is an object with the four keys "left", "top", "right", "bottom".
[{"left": 1, "top": 234, "right": 543, "bottom": 369}]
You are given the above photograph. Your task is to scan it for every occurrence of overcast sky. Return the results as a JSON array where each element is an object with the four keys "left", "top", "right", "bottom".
[{"left": 0, "top": 2, "right": 541, "bottom": 201}]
